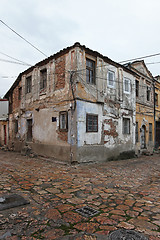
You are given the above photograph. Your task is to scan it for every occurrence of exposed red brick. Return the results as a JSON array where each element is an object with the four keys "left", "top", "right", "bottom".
[
  {"left": 104, "top": 119, "right": 118, "bottom": 138},
  {"left": 57, "top": 130, "right": 68, "bottom": 142},
  {"left": 55, "top": 55, "right": 66, "bottom": 90}
]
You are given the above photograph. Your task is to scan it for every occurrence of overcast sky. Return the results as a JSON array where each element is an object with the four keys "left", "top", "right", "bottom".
[{"left": 0, "top": 0, "right": 160, "bottom": 97}]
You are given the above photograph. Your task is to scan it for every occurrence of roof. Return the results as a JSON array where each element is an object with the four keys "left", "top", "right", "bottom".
[
  {"left": 125, "top": 60, "right": 153, "bottom": 80},
  {"left": 4, "top": 42, "right": 136, "bottom": 98}
]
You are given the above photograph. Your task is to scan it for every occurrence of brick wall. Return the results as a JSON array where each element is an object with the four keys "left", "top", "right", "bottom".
[
  {"left": 55, "top": 55, "right": 66, "bottom": 90},
  {"left": 12, "top": 84, "right": 21, "bottom": 112},
  {"left": 57, "top": 130, "right": 68, "bottom": 142}
]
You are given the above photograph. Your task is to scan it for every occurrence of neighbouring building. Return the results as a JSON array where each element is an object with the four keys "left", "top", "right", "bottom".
[
  {"left": 125, "top": 61, "right": 154, "bottom": 154},
  {"left": 4, "top": 42, "right": 136, "bottom": 163},
  {"left": 0, "top": 99, "right": 9, "bottom": 146},
  {"left": 154, "top": 75, "right": 160, "bottom": 148}
]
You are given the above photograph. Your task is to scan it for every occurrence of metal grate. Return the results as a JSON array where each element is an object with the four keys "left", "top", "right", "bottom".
[
  {"left": 109, "top": 229, "right": 148, "bottom": 240},
  {"left": 0, "top": 194, "right": 29, "bottom": 211},
  {"left": 75, "top": 206, "right": 99, "bottom": 218}
]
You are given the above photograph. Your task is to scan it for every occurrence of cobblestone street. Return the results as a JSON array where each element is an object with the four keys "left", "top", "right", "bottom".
[{"left": 0, "top": 150, "right": 160, "bottom": 239}]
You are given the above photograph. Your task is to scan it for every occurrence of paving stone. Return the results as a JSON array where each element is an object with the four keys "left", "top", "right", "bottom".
[
  {"left": 129, "top": 219, "right": 159, "bottom": 231},
  {"left": 109, "top": 209, "right": 126, "bottom": 216},
  {"left": 74, "top": 222, "right": 99, "bottom": 233},
  {"left": 45, "top": 208, "right": 62, "bottom": 221},
  {"left": 117, "top": 222, "right": 135, "bottom": 229},
  {"left": 57, "top": 204, "right": 75, "bottom": 212},
  {"left": 152, "top": 221, "right": 160, "bottom": 227},
  {"left": 43, "top": 229, "right": 65, "bottom": 239},
  {"left": 124, "top": 199, "right": 135, "bottom": 206},
  {"left": 1, "top": 150, "right": 160, "bottom": 239},
  {"left": 63, "top": 211, "right": 84, "bottom": 224}
]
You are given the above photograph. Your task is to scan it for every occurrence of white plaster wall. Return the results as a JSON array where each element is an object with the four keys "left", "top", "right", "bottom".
[{"left": 77, "top": 100, "right": 103, "bottom": 147}]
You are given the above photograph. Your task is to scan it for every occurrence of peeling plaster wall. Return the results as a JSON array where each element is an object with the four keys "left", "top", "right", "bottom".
[
  {"left": 77, "top": 100, "right": 103, "bottom": 147},
  {"left": 7, "top": 44, "right": 136, "bottom": 163},
  {"left": 76, "top": 48, "right": 136, "bottom": 162}
]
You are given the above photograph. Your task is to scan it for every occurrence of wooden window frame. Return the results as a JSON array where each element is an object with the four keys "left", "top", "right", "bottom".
[
  {"left": 26, "top": 76, "right": 32, "bottom": 94},
  {"left": 59, "top": 111, "right": 68, "bottom": 132},
  {"left": 40, "top": 69, "right": 47, "bottom": 91},
  {"left": 86, "top": 114, "right": 98, "bottom": 133},
  {"left": 86, "top": 58, "right": 96, "bottom": 84}
]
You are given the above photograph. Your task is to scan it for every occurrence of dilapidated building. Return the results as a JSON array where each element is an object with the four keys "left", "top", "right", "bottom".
[
  {"left": 0, "top": 99, "right": 8, "bottom": 146},
  {"left": 4, "top": 43, "right": 136, "bottom": 163},
  {"left": 125, "top": 61, "right": 154, "bottom": 154}
]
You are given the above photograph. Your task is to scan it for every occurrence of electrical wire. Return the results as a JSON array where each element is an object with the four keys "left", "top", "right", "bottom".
[
  {"left": 0, "top": 58, "right": 31, "bottom": 66},
  {"left": 119, "top": 52, "right": 160, "bottom": 64},
  {"left": 0, "top": 51, "right": 32, "bottom": 66},
  {"left": 0, "top": 20, "right": 48, "bottom": 58}
]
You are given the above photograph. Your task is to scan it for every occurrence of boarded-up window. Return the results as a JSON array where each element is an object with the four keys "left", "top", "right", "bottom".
[
  {"left": 86, "top": 114, "right": 98, "bottom": 132},
  {"left": 40, "top": 69, "right": 47, "bottom": 90},
  {"left": 59, "top": 111, "right": 68, "bottom": 131},
  {"left": 27, "top": 119, "right": 32, "bottom": 141}
]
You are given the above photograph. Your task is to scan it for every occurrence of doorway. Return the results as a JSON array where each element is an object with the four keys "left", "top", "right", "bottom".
[
  {"left": 3, "top": 125, "right": 6, "bottom": 145},
  {"left": 141, "top": 125, "right": 146, "bottom": 149}
]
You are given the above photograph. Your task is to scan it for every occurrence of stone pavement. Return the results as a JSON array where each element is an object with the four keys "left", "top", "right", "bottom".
[{"left": 0, "top": 150, "right": 160, "bottom": 239}]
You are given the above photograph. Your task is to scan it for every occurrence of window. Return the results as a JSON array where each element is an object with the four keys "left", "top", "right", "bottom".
[
  {"left": 40, "top": 69, "right": 47, "bottom": 90},
  {"left": 26, "top": 76, "right": 32, "bottom": 94},
  {"left": 15, "top": 120, "right": 18, "bottom": 134},
  {"left": 86, "top": 58, "right": 95, "bottom": 84},
  {"left": 86, "top": 114, "right": 98, "bottom": 132},
  {"left": 108, "top": 70, "right": 115, "bottom": 88},
  {"left": 123, "top": 118, "right": 130, "bottom": 134},
  {"left": 59, "top": 111, "right": 68, "bottom": 131},
  {"left": 155, "top": 93, "right": 158, "bottom": 106},
  {"left": 27, "top": 119, "right": 32, "bottom": 141},
  {"left": 124, "top": 78, "right": 130, "bottom": 93},
  {"left": 147, "top": 86, "right": 151, "bottom": 101},
  {"left": 136, "top": 122, "right": 138, "bottom": 142},
  {"left": 149, "top": 123, "right": 152, "bottom": 142},
  {"left": 18, "top": 87, "right": 22, "bottom": 100},
  {"left": 136, "top": 80, "right": 139, "bottom": 97}
]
